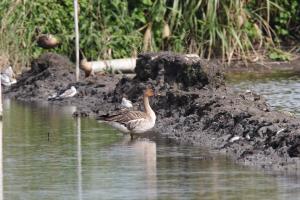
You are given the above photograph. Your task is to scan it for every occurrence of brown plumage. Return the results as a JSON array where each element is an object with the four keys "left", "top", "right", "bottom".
[
  {"left": 80, "top": 58, "right": 94, "bottom": 77},
  {"left": 97, "top": 88, "right": 156, "bottom": 138},
  {"left": 36, "top": 34, "right": 60, "bottom": 49}
]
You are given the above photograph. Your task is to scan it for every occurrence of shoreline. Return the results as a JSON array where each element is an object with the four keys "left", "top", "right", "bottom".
[{"left": 4, "top": 52, "right": 300, "bottom": 174}]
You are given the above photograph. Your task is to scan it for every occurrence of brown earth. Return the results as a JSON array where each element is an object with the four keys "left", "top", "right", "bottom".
[{"left": 5, "top": 52, "right": 300, "bottom": 173}]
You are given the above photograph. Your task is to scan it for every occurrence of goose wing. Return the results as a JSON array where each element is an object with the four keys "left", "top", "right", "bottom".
[
  {"left": 59, "top": 87, "right": 76, "bottom": 98},
  {"left": 98, "top": 110, "right": 147, "bottom": 130}
]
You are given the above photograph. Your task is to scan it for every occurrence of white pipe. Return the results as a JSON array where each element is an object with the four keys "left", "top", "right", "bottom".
[
  {"left": 90, "top": 58, "right": 136, "bottom": 73},
  {"left": 81, "top": 54, "right": 200, "bottom": 75}
]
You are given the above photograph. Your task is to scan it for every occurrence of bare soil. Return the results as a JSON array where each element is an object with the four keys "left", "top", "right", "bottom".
[{"left": 5, "top": 52, "right": 300, "bottom": 173}]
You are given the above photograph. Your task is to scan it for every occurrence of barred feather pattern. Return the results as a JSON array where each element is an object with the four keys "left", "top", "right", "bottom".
[
  {"left": 102, "top": 110, "right": 148, "bottom": 131},
  {"left": 98, "top": 89, "right": 156, "bottom": 134}
]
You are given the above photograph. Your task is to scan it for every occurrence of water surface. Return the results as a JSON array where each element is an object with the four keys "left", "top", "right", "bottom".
[
  {"left": 2, "top": 98, "right": 300, "bottom": 199},
  {"left": 230, "top": 73, "right": 300, "bottom": 115}
]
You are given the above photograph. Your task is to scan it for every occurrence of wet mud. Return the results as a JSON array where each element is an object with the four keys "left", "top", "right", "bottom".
[{"left": 5, "top": 52, "right": 300, "bottom": 172}]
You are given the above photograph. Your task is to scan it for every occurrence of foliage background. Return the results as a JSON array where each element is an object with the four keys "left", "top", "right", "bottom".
[{"left": 0, "top": 0, "right": 299, "bottom": 70}]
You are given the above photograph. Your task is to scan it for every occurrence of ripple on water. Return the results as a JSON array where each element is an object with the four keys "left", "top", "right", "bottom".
[{"left": 231, "top": 75, "right": 300, "bottom": 115}]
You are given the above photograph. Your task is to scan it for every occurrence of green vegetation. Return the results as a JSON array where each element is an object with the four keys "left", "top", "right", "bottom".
[
  {"left": 268, "top": 48, "right": 292, "bottom": 61},
  {"left": 0, "top": 0, "right": 299, "bottom": 70}
]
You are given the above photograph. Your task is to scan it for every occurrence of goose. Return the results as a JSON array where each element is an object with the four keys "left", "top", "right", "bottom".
[
  {"left": 34, "top": 27, "right": 60, "bottom": 49},
  {"left": 36, "top": 34, "right": 60, "bottom": 49},
  {"left": 98, "top": 88, "right": 156, "bottom": 138},
  {"left": 80, "top": 58, "right": 94, "bottom": 77}
]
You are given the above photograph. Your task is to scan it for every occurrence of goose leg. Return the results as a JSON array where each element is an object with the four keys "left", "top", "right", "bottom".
[{"left": 130, "top": 133, "right": 133, "bottom": 140}]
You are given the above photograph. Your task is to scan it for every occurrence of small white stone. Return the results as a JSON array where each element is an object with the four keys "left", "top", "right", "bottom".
[
  {"left": 276, "top": 128, "right": 286, "bottom": 135},
  {"left": 245, "top": 134, "right": 250, "bottom": 140},
  {"left": 47, "top": 92, "right": 58, "bottom": 100},
  {"left": 230, "top": 136, "right": 240, "bottom": 142},
  {"left": 1, "top": 66, "right": 17, "bottom": 87}
]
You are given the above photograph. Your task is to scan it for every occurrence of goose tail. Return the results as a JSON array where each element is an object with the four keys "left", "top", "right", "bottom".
[{"left": 96, "top": 114, "right": 110, "bottom": 122}]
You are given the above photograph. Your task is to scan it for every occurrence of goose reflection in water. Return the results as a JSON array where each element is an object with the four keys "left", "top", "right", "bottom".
[{"left": 120, "top": 136, "right": 157, "bottom": 199}]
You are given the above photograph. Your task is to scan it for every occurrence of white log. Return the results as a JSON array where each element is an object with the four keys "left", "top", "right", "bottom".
[
  {"left": 81, "top": 54, "right": 200, "bottom": 75},
  {"left": 90, "top": 58, "right": 136, "bottom": 73}
]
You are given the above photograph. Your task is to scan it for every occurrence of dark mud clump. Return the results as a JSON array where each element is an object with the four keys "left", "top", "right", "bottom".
[
  {"left": 5, "top": 52, "right": 300, "bottom": 172},
  {"left": 113, "top": 52, "right": 300, "bottom": 172}
]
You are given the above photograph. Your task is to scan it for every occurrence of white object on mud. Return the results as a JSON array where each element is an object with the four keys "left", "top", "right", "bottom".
[
  {"left": 229, "top": 136, "right": 240, "bottom": 142},
  {"left": 1, "top": 74, "right": 16, "bottom": 87},
  {"left": 276, "top": 128, "right": 286, "bottom": 135},
  {"left": 47, "top": 92, "right": 58, "bottom": 100},
  {"left": 2, "top": 66, "right": 15, "bottom": 78},
  {"left": 90, "top": 58, "right": 136, "bottom": 74},
  {"left": 48, "top": 86, "right": 77, "bottom": 100},
  {"left": 245, "top": 89, "right": 252, "bottom": 94},
  {"left": 121, "top": 97, "right": 133, "bottom": 108},
  {"left": 1, "top": 75, "right": 11, "bottom": 87},
  {"left": 1, "top": 66, "right": 17, "bottom": 87},
  {"left": 59, "top": 86, "right": 77, "bottom": 99},
  {"left": 245, "top": 134, "right": 251, "bottom": 140}
]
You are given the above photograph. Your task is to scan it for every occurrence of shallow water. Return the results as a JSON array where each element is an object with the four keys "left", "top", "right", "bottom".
[
  {"left": 230, "top": 73, "right": 300, "bottom": 115},
  {"left": 2, "top": 96, "right": 300, "bottom": 199}
]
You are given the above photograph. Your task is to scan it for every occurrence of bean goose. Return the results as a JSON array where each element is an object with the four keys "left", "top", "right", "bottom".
[{"left": 98, "top": 88, "right": 156, "bottom": 138}]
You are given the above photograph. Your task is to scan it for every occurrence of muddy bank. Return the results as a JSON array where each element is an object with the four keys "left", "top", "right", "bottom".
[
  {"left": 5, "top": 52, "right": 300, "bottom": 172},
  {"left": 226, "top": 54, "right": 300, "bottom": 75},
  {"left": 5, "top": 53, "right": 122, "bottom": 116}
]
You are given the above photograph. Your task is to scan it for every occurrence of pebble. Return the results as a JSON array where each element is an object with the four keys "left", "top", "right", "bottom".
[{"left": 230, "top": 136, "right": 240, "bottom": 142}]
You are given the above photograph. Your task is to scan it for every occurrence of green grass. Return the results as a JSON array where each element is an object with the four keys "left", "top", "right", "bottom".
[{"left": 0, "top": 0, "right": 298, "bottom": 72}]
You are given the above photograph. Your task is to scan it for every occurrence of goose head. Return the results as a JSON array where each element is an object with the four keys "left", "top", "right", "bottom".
[
  {"left": 36, "top": 34, "right": 60, "bottom": 49},
  {"left": 80, "top": 58, "right": 93, "bottom": 77},
  {"left": 144, "top": 88, "right": 154, "bottom": 97}
]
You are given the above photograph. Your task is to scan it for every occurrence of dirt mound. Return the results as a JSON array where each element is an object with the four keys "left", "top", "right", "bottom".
[
  {"left": 7, "top": 53, "right": 75, "bottom": 101},
  {"left": 135, "top": 53, "right": 209, "bottom": 89},
  {"left": 113, "top": 52, "right": 224, "bottom": 103}
]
